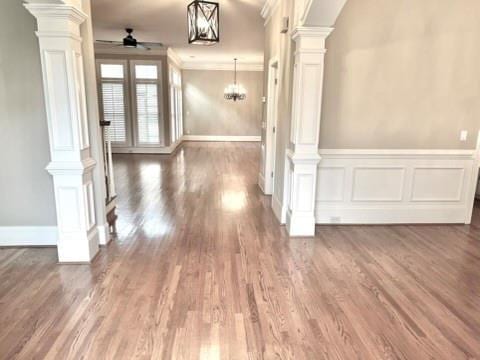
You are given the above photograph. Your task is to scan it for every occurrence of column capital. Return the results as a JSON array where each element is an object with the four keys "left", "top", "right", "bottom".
[
  {"left": 291, "top": 26, "right": 333, "bottom": 51},
  {"left": 24, "top": 3, "right": 86, "bottom": 23}
]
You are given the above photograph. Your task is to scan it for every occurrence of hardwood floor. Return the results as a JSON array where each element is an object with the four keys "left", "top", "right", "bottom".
[{"left": 1, "top": 141, "right": 480, "bottom": 359}]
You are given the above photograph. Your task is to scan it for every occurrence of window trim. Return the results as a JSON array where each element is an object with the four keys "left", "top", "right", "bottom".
[
  {"left": 129, "top": 60, "right": 165, "bottom": 148},
  {"left": 169, "top": 64, "right": 183, "bottom": 144},
  {"left": 95, "top": 59, "right": 132, "bottom": 147}
]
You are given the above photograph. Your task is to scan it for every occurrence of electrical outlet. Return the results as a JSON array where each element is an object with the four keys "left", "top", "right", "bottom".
[{"left": 460, "top": 130, "right": 468, "bottom": 142}]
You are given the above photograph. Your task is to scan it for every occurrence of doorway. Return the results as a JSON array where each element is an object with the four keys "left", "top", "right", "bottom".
[{"left": 261, "top": 58, "right": 279, "bottom": 195}]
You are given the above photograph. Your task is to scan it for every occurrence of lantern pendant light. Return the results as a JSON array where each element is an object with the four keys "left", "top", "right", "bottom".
[
  {"left": 224, "top": 59, "right": 247, "bottom": 102},
  {"left": 187, "top": 1, "right": 220, "bottom": 45}
]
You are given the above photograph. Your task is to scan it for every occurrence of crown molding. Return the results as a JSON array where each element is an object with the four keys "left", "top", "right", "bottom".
[
  {"left": 24, "top": 3, "right": 87, "bottom": 24},
  {"left": 167, "top": 48, "right": 183, "bottom": 69},
  {"left": 182, "top": 61, "right": 264, "bottom": 72},
  {"left": 291, "top": 26, "right": 334, "bottom": 40},
  {"left": 261, "top": 0, "right": 280, "bottom": 26}
]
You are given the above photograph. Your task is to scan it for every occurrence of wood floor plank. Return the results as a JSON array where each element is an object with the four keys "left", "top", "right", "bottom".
[{"left": 0, "top": 141, "right": 479, "bottom": 359}]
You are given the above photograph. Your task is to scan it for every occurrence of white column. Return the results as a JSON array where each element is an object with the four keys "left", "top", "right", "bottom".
[
  {"left": 286, "top": 26, "right": 333, "bottom": 237},
  {"left": 25, "top": 2, "right": 100, "bottom": 262}
]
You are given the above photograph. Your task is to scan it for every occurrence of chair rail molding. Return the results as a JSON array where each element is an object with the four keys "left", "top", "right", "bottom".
[
  {"left": 25, "top": 0, "right": 100, "bottom": 262},
  {"left": 285, "top": 26, "right": 333, "bottom": 236}
]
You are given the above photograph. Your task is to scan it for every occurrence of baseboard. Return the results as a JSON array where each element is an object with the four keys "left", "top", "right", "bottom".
[
  {"left": 0, "top": 226, "right": 57, "bottom": 247},
  {"left": 316, "top": 205, "right": 468, "bottom": 224},
  {"left": 183, "top": 135, "right": 261, "bottom": 142},
  {"left": 272, "top": 195, "right": 287, "bottom": 224},
  {"left": 112, "top": 136, "right": 259, "bottom": 154},
  {"left": 97, "top": 223, "right": 111, "bottom": 246},
  {"left": 258, "top": 172, "right": 266, "bottom": 194}
]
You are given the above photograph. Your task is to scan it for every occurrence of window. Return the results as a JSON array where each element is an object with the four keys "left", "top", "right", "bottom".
[
  {"left": 132, "top": 63, "right": 162, "bottom": 145},
  {"left": 169, "top": 66, "right": 183, "bottom": 143},
  {"left": 97, "top": 59, "right": 164, "bottom": 149},
  {"left": 98, "top": 62, "right": 128, "bottom": 144}
]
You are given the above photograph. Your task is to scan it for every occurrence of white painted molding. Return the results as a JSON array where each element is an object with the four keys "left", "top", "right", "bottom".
[
  {"left": 97, "top": 223, "right": 111, "bottom": 246},
  {"left": 261, "top": 0, "right": 281, "bottom": 26},
  {"left": 113, "top": 136, "right": 184, "bottom": 154},
  {"left": 318, "top": 149, "right": 476, "bottom": 158},
  {"left": 183, "top": 135, "right": 261, "bottom": 142},
  {"left": 315, "top": 148, "right": 479, "bottom": 225},
  {"left": 113, "top": 147, "right": 177, "bottom": 154},
  {"left": 167, "top": 48, "right": 183, "bottom": 69},
  {"left": 182, "top": 61, "right": 264, "bottom": 72},
  {"left": 258, "top": 172, "right": 266, "bottom": 194},
  {"left": 465, "top": 130, "right": 480, "bottom": 222},
  {"left": 0, "top": 227, "right": 57, "bottom": 247},
  {"left": 272, "top": 195, "right": 287, "bottom": 224}
]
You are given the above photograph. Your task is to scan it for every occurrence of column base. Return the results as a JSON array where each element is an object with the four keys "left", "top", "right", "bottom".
[
  {"left": 97, "top": 223, "right": 111, "bottom": 246},
  {"left": 57, "top": 227, "right": 99, "bottom": 263},
  {"left": 286, "top": 210, "right": 316, "bottom": 237}
]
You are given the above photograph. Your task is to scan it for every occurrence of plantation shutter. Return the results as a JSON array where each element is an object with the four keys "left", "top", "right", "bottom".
[
  {"left": 101, "top": 82, "right": 127, "bottom": 143},
  {"left": 136, "top": 83, "right": 160, "bottom": 144},
  {"left": 134, "top": 64, "right": 161, "bottom": 145}
]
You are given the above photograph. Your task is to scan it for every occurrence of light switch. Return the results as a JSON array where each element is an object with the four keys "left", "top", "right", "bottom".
[{"left": 460, "top": 130, "right": 468, "bottom": 142}]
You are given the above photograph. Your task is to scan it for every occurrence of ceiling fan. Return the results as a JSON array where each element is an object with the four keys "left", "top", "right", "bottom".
[{"left": 96, "top": 28, "right": 163, "bottom": 51}]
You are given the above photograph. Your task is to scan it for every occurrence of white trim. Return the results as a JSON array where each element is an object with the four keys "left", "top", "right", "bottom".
[
  {"left": 261, "top": 0, "right": 281, "bottom": 26},
  {"left": 0, "top": 227, "right": 57, "bottom": 247},
  {"left": 315, "top": 148, "right": 479, "bottom": 225},
  {"left": 167, "top": 48, "right": 183, "bottom": 69},
  {"left": 465, "top": 131, "right": 480, "bottom": 222},
  {"left": 258, "top": 172, "right": 266, "bottom": 193},
  {"left": 113, "top": 136, "right": 184, "bottom": 154},
  {"left": 182, "top": 61, "right": 264, "bottom": 72},
  {"left": 183, "top": 135, "right": 261, "bottom": 142},
  {"left": 261, "top": 56, "right": 280, "bottom": 195},
  {"left": 97, "top": 223, "right": 111, "bottom": 246},
  {"left": 319, "top": 149, "right": 476, "bottom": 158},
  {"left": 272, "top": 195, "right": 287, "bottom": 224}
]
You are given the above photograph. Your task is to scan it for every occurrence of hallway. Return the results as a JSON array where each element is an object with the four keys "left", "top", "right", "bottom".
[{"left": 1, "top": 142, "right": 480, "bottom": 359}]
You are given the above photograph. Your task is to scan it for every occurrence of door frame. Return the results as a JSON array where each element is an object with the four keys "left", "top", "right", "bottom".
[{"left": 262, "top": 57, "right": 280, "bottom": 195}]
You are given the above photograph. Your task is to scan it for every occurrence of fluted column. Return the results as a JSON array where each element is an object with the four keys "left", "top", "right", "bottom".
[{"left": 25, "top": 1, "right": 99, "bottom": 262}]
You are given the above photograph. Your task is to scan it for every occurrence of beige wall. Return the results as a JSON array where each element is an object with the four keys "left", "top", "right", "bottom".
[
  {"left": 182, "top": 70, "right": 263, "bottom": 136},
  {"left": 321, "top": 0, "right": 480, "bottom": 149},
  {"left": 0, "top": 0, "right": 57, "bottom": 226}
]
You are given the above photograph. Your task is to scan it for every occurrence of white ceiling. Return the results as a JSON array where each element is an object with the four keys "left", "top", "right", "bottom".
[{"left": 91, "top": 0, "right": 265, "bottom": 64}]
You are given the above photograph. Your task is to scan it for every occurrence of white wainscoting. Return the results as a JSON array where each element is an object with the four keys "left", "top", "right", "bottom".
[
  {"left": 315, "top": 149, "right": 478, "bottom": 224},
  {"left": 0, "top": 226, "right": 57, "bottom": 247}
]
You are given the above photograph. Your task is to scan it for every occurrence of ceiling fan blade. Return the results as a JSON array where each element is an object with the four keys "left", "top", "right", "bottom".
[
  {"left": 136, "top": 43, "right": 151, "bottom": 51},
  {"left": 138, "top": 41, "right": 164, "bottom": 48},
  {"left": 96, "top": 40, "right": 123, "bottom": 45}
]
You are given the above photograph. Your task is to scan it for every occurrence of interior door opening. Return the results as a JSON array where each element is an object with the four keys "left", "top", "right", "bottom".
[{"left": 261, "top": 58, "right": 279, "bottom": 195}]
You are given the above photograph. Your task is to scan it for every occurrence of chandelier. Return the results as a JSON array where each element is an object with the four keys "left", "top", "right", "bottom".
[
  {"left": 187, "top": 1, "right": 220, "bottom": 45},
  {"left": 224, "top": 59, "right": 246, "bottom": 101}
]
